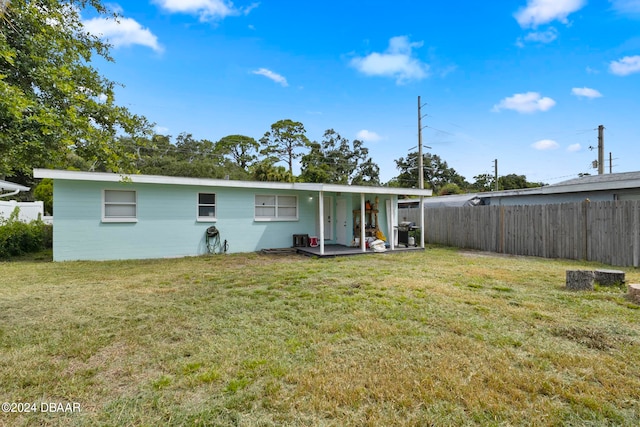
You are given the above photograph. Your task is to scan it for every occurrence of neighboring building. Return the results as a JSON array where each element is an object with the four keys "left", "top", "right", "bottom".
[
  {"left": 405, "top": 172, "right": 640, "bottom": 208},
  {"left": 0, "top": 179, "right": 45, "bottom": 223},
  {"left": 34, "top": 169, "right": 432, "bottom": 261}
]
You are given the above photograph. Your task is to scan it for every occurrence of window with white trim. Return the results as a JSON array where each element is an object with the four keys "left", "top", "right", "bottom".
[
  {"left": 255, "top": 194, "right": 298, "bottom": 221},
  {"left": 103, "top": 190, "right": 137, "bottom": 222},
  {"left": 197, "top": 193, "right": 216, "bottom": 221}
]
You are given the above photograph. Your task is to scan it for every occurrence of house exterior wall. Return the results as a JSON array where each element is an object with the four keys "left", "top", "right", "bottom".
[{"left": 53, "top": 179, "right": 319, "bottom": 261}]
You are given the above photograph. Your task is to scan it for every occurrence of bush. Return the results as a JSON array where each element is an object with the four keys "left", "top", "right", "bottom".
[{"left": 0, "top": 208, "right": 52, "bottom": 259}]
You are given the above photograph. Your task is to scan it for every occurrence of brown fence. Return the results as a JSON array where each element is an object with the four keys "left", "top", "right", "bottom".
[{"left": 399, "top": 200, "right": 640, "bottom": 267}]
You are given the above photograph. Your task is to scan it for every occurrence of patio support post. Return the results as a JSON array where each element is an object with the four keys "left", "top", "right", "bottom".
[
  {"left": 420, "top": 195, "right": 425, "bottom": 248},
  {"left": 389, "top": 197, "right": 395, "bottom": 251},
  {"left": 360, "top": 193, "right": 366, "bottom": 252},
  {"left": 319, "top": 190, "right": 325, "bottom": 255}
]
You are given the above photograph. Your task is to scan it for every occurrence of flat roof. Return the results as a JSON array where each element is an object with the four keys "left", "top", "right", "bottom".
[{"left": 33, "top": 169, "right": 433, "bottom": 197}]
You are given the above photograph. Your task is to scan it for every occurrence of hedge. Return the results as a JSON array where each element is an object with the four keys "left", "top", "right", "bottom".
[{"left": 0, "top": 207, "right": 53, "bottom": 259}]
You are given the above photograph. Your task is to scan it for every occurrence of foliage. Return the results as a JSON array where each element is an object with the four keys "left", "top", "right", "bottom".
[
  {"left": 216, "top": 134, "right": 259, "bottom": 171},
  {"left": 499, "top": 173, "right": 545, "bottom": 190},
  {"left": 33, "top": 178, "right": 53, "bottom": 214},
  {"left": 394, "top": 151, "right": 468, "bottom": 192},
  {"left": 0, "top": 207, "right": 52, "bottom": 258},
  {"left": 299, "top": 129, "right": 380, "bottom": 185},
  {"left": 470, "top": 173, "right": 495, "bottom": 192},
  {"left": 471, "top": 173, "right": 545, "bottom": 192},
  {"left": 250, "top": 159, "right": 293, "bottom": 182},
  {"left": 438, "top": 182, "right": 463, "bottom": 195},
  {"left": 0, "top": 0, "right": 152, "bottom": 177},
  {"left": 259, "top": 119, "right": 309, "bottom": 179},
  {"left": 118, "top": 133, "right": 252, "bottom": 180}
]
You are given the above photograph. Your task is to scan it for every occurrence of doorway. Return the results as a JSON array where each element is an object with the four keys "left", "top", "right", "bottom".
[
  {"left": 336, "top": 198, "right": 347, "bottom": 245},
  {"left": 323, "top": 196, "right": 333, "bottom": 240}
]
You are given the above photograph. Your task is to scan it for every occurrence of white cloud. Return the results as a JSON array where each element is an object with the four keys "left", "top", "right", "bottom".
[
  {"left": 356, "top": 130, "right": 382, "bottom": 142},
  {"left": 609, "top": 55, "right": 640, "bottom": 76},
  {"left": 83, "top": 17, "right": 162, "bottom": 52},
  {"left": 609, "top": 0, "right": 640, "bottom": 15},
  {"left": 515, "top": 0, "right": 586, "bottom": 28},
  {"left": 571, "top": 87, "right": 603, "bottom": 98},
  {"left": 153, "top": 0, "right": 256, "bottom": 21},
  {"left": 154, "top": 125, "right": 170, "bottom": 134},
  {"left": 492, "top": 92, "right": 556, "bottom": 113},
  {"left": 252, "top": 68, "right": 288, "bottom": 87},
  {"left": 523, "top": 27, "right": 559, "bottom": 43},
  {"left": 532, "top": 139, "right": 559, "bottom": 150},
  {"left": 350, "top": 36, "right": 429, "bottom": 84},
  {"left": 567, "top": 143, "right": 582, "bottom": 152}
]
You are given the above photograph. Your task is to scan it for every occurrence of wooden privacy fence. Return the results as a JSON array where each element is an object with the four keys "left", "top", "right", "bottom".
[{"left": 399, "top": 200, "right": 640, "bottom": 267}]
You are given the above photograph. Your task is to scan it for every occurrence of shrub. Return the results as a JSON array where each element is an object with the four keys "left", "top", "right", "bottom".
[{"left": 0, "top": 207, "right": 52, "bottom": 259}]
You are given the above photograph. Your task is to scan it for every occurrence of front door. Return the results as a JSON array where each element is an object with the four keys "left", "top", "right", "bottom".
[
  {"left": 336, "top": 198, "right": 347, "bottom": 245},
  {"left": 323, "top": 196, "right": 333, "bottom": 240}
]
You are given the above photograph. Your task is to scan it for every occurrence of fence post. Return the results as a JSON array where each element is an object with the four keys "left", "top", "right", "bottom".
[
  {"left": 499, "top": 205, "right": 505, "bottom": 254},
  {"left": 634, "top": 202, "right": 639, "bottom": 268}
]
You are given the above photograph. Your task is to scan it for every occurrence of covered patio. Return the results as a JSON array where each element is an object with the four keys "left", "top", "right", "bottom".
[
  {"left": 296, "top": 244, "right": 424, "bottom": 258},
  {"left": 299, "top": 183, "right": 432, "bottom": 256}
]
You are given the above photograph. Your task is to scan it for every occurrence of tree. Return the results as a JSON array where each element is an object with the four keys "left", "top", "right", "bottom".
[
  {"left": 299, "top": 129, "right": 380, "bottom": 185},
  {"left": 438, "top": 183, "right": 463, "bottom": 196},
  {"left": 216, "top": 134, "right": 259, "bottom": 171},
  {"left": 393, "top": 151, "right": 467, "bottom": 193},
  {"left": 499, "top": 174, "right": 544, "bottom": 190},
  {"left": 470, "top": 173, "right": 495, "bottom": 192},
  {"left": 251, "top": 159, "right": 293, "bottom": 182},
  {"left": 119, "top": 133, "right": 244, "bottom": 179},
  {"left": 0, "top": 0, "right": 152, "bottom": 178},
  {"left": 259, "top": 119, "right": 309, "bottom": 179},
  {"left": 470, "top": 173, "right": 545, "bottom": 192},
  {"left": 33, "top": 178, "right": 53, "bottom": 214}
]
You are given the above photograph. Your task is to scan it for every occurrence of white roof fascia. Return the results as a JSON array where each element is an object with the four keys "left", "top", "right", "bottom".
[
  {"left": 0, "top": 179, "right": 30, "bottom": 192},
  {"left": 33, "top": 169, "right": 432, "bottom": 197}
]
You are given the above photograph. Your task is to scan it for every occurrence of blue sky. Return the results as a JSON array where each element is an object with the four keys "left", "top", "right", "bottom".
[{"left": 82, "top": 0, "right": 640, "bottom": 184}]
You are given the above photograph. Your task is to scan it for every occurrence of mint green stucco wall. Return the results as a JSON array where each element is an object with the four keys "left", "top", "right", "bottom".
[{"left": 53, "top": 180, "right": 319, "bottom": 261}]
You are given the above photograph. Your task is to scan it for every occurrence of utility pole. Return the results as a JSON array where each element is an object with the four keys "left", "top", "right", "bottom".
[
  {"left": 417, "top": 96, "right": 424, "bottom": 190},
  {"left": 417, "top": 96, "right": 426, "bottom": 249},
  {"left": 598, "top": 125, "right": 604, "bottom": 175},
  {"left": 494, "top": 159, "right": 499, "bottom": 191},
  {"left": 609, "top": 152, "right": 613, "bottom": 174}
]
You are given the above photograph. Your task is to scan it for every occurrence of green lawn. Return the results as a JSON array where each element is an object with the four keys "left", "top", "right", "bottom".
[{"left": 1, "top": 247, "right": 639, "bottom": 426}]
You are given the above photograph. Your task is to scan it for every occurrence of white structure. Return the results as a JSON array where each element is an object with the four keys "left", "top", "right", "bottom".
[
  {"left": 0, "top": 179, "right": 47, "bottom": 223},
  {"left": 0, "top": 200, "right": 45, "bottom": 223}
]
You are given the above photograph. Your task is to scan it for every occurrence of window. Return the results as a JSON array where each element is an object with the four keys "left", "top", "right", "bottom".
[
  {"left": 197, "top": 193, "right": 216, "bottom": 221},
  {"left": 103, "top": 190, "right": 137, "bottom": 222},
  {"left": 255, "top": 194, "right": 298, "bottom": 221}
]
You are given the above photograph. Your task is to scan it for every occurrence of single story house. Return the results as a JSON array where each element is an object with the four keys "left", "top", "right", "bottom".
[
  {"left": 401, "top": 171, "right": 640, "bottom": 209},
  {"left": 33, "top": 169, "right": 432, "bottom": 261}
]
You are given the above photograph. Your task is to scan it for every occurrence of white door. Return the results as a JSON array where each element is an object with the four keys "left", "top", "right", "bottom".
[
  {"left": 336, "top": 198, "right": 347, "bottom": 245},
  {"left": 323, "top": 196, "right": 333, "bottom": 240}
]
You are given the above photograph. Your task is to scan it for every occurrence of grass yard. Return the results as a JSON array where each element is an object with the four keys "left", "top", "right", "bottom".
[{"left": 1, "top": 246, "right": 640, "bottom": 426}]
